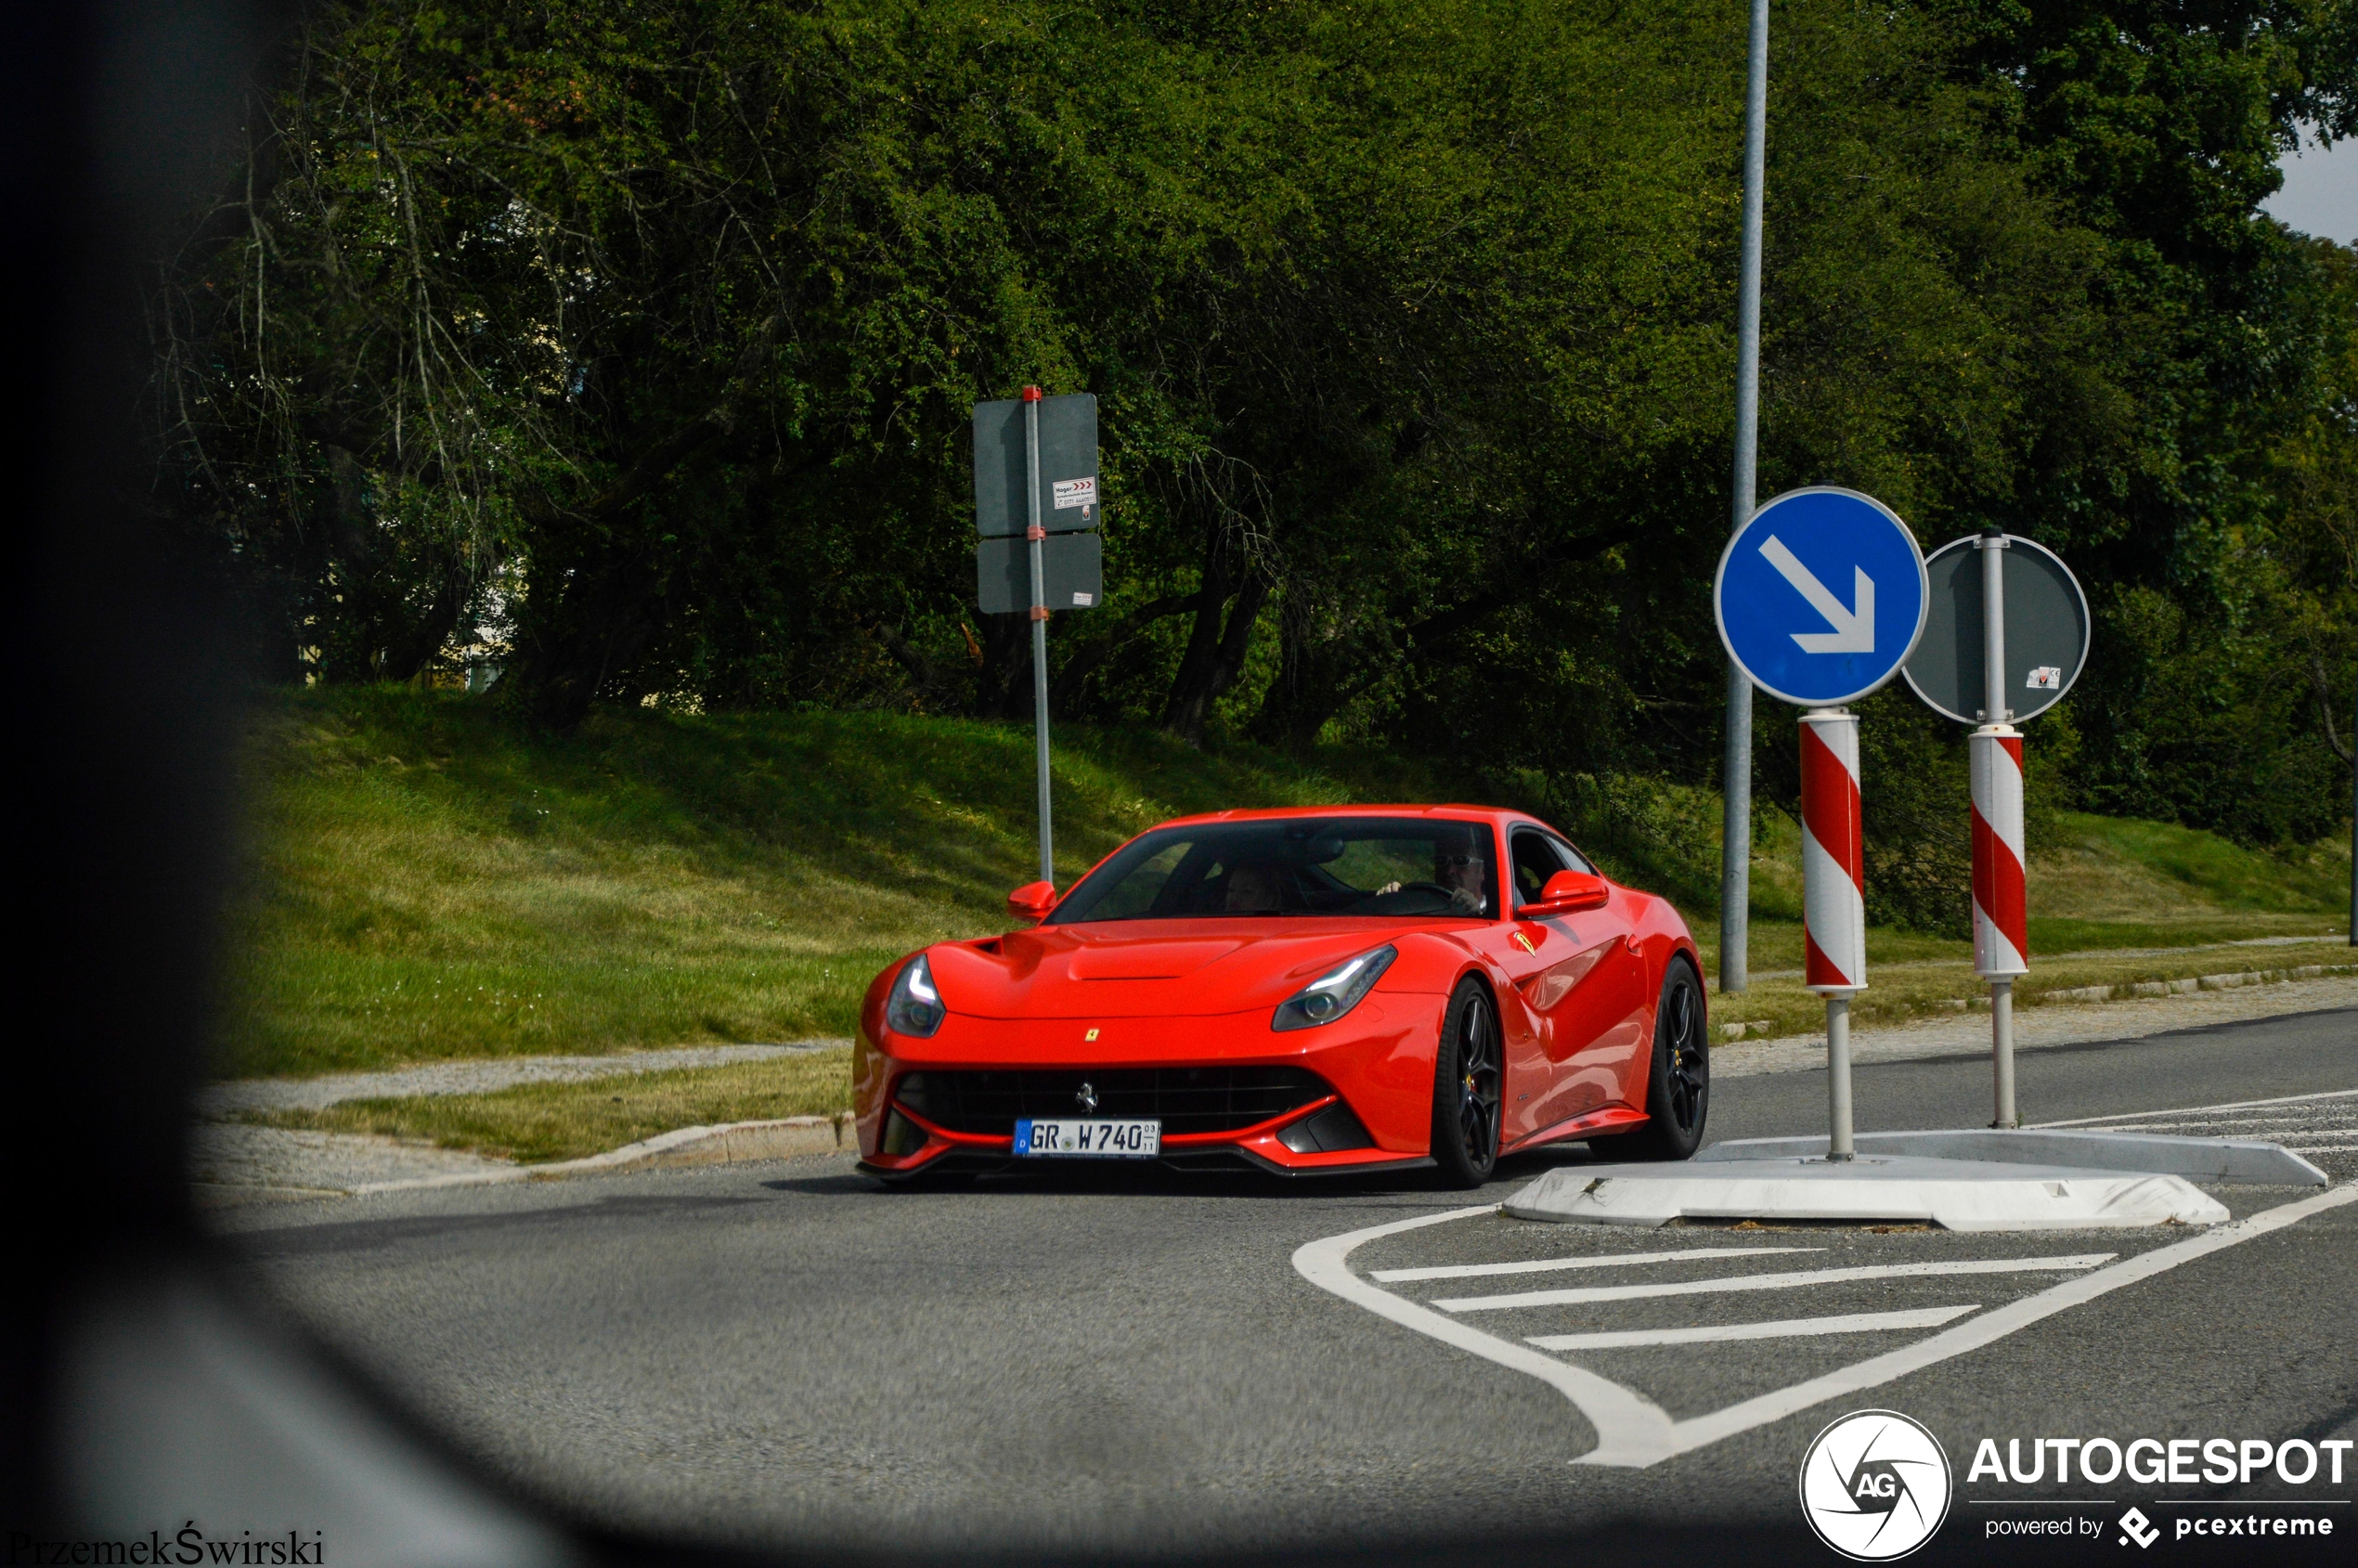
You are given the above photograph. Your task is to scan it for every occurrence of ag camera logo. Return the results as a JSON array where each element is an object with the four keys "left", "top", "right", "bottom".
[{"left": 1799, "top": 1409, "right": 1953, "bottom": 1561}]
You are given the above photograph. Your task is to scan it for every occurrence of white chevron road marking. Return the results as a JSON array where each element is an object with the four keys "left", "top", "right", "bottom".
[
  {"left": 1292, "top": 1184, "right": 2358, "bottom": 1471},
  {"left": 1432, "top": 1254, "right": 2111, "bottom": 1313},
  {"left": 1525, "top": 1305, "right": 1979, "bottom": 1351},
  {"left": 1370, "top": 1245, "right": 1818, "bottom": 1283}
]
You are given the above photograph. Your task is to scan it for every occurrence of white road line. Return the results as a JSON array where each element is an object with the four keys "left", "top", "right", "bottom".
[
  {"left": 2282, "top": 1143, "right": 2358, "bottom": 1154},
  {"left": 1370, "top": 1245, "right": 1818, "bottom": 1283},
  {"left": 1526, "top": 1305, "right": 1978, "bottom": 1351},
  {"left": 1292, "top": 1184, "right": 2358, "bottom": 1471},
  {"left": 2035, "top": 1088, "right": 2358, "bottom": 1129},
  {"left": 1291, "top": 1206, "right": 1677, "bottom": 1458},
  {"left": 2087, "top": 1117, "right": 2339, "bottom": 1133},
  {"left": 1434, "top": 1255, "right": 2112, "bottom": 1313}
]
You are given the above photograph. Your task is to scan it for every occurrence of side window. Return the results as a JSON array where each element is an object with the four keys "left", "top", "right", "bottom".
[
  {"left": 1546, "top": 833, "right": 1595, "bottom": 875},
  {"left": 1509, "top": 829, "right": 1566, "bottom": 906}
]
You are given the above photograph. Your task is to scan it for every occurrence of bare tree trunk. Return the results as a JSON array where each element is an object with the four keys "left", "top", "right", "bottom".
[
  {"left": 975, "top": 613, "right": 1033, "bottom": 719},
  {"left": 1160, "top": 537, "right": 1235, "bottom": 736},
  {"left": 1250, "top": 599, "right": 1372, "bottom": 749},
  {"left": 1048, "top": 591, "right": 1202, "bottom": 714},
  {"left": 515, "top": 558, "right": 666, "bottom": 731},
  {"left": 1162, "top": 569, "right": 1269, "bottom": 745}
]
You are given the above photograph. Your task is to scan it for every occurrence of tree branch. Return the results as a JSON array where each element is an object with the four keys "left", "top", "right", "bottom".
[
  {"left": 1049, "top": 590, "right": 1205, "bottom": 709},
  {"left": 1404, "top": 519, "right": 1650, "bottom": 648},
  {"left": 538, "top": 314, "right": 784, "bottom": 526},
  {"left": 866, "top": 618, "right": 954, "bottom": 703}
]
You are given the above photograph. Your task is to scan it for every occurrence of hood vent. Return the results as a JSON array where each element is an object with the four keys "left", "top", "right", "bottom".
[{"left": 1065, "top": 940, "right": 1244, "bottom": 980}]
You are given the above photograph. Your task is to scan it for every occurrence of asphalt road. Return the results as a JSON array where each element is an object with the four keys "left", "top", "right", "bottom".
[{"left": 213, "top": 1007, "right": 2358, "bottom": 1558}]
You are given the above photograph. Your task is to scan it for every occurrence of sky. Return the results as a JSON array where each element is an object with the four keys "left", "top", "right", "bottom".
[{"left": 2262, "top": 128, "right": 2358, "bottom": 245}]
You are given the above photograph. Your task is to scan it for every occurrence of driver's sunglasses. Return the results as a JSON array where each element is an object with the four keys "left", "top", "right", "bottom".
[{"left": 1438, "top": 854, "right": 1477, "bottom": 868}]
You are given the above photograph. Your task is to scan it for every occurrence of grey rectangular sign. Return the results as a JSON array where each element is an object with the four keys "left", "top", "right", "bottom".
[
  {"left": 976, "top": 530, "right": 1103, "bottom": 615},
  {"left": 974, "top": 394, "right": 1099, "bottom": 536}
]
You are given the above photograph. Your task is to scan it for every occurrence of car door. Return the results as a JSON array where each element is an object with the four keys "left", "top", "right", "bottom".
[
  {"left": 1442, "top": 825, "right": 1548, "bottom": 1147},
  {"left": 1501, "top": 827, "right": 1650, "bottom": 1138},
  {"left": 1493, "top": 829, "right": 1579, "bottom": 1142}
]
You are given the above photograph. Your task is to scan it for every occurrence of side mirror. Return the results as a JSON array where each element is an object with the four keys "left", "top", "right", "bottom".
[
  {"left": 1516, "top": 869, "right": 1610, "bottom": 919},
  {"left": 1006, "top": 880, "right": 1058, "bottom": 925}
]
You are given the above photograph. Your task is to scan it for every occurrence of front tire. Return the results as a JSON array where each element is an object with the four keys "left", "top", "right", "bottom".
[
  {"left": 1592, "top": 958, "right": 1709, "bottom": 1161},
  {"left": 1430, "top": 977, "right": 1502, "bottom": 1187}
]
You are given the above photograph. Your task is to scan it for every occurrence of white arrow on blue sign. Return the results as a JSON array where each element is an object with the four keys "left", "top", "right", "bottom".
[{"left": 1714, "top": 486, "right": 1929, "bottom": 707}]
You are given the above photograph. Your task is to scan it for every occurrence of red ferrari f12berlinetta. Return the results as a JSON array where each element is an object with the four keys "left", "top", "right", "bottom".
[{"left": 855, "top": 805, "right": 1709, "bottom": 1186}]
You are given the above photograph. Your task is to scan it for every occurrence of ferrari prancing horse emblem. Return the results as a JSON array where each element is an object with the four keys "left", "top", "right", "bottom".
[{"left": 1075, "top": 1081, "right": 1099, "bottom": 1112}]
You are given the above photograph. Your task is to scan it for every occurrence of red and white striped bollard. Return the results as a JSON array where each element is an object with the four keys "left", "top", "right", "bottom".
[
  {"left": 1799, "top": 708, "right": 1864, "bottom": 1160},
  {"left": 1972, "top": 725, "right": 2028, "bottom": 1125}
]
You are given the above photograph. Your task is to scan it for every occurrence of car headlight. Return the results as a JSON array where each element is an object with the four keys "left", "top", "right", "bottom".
[
  {"left": 886, "top": 952, "right": 946, "bottom": 1037},
  {"left": 1272, "top": 945, "right": 1397, "bottom": 1032}
]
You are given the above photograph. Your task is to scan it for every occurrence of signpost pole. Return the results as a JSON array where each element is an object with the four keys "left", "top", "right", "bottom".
[
  {"left": 1022, "top": 386, "right": 1054, "bottom": 885},
  {"left": 1903, "top": 529, "right": 2086, "bottom": 1127},
  {"left": 1716, "top": 486, "right": 1928, "bottom": 1162},
  {"left": 2349, "top": 660, "right": 2356, "bottom": 948},
  {"left": 1719, "top": 0, "right": 1769, "bottom": 996},
  {"left": 1971, "top": 529, "right": 2028, "bottom": 1128}
]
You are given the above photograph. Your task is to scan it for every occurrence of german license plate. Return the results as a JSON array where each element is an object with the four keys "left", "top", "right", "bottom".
[{"left": 1012, "top": 1118, "right": 1161, "bottom": 1158}]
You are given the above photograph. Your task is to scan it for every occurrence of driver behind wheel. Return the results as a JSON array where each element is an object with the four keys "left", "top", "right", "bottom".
[
  {"left": 1370, "top": 829, "right": 1486, "bottom": 914},
  {"left": 1432, "top": 832, "right": 1485, "bottom": 914}
]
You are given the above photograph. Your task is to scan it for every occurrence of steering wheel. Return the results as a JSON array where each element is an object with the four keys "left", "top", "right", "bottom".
[{"left": 1350, "top": 881, "right": 1454, "bottom": 914}]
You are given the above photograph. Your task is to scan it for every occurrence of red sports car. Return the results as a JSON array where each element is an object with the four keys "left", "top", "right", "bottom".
[{"left": 853, "top": 805, "right": 1709, "bottom": 1186}]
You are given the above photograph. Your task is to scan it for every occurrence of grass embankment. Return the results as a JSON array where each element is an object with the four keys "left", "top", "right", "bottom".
[
  {"left": 227, "top": 689, "right": 2349, "bottom": 1162},
  {"left": 225, "top": 688, "right": 1496, "bottom": 1079},
  {"left": 253, "top": 1052, "right": 854, "bottom": 1164}
]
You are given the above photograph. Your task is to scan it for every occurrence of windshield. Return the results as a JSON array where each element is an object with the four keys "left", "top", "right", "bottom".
[{"left": 1049, "top": 817, "right": 1499, "bottom": 923}]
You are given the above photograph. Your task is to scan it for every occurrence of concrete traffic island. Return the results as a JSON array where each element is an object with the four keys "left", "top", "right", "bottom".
[
  {"left": 1696, "top": 1128, "right": 2326, "bottom": 1186},
  {"left": 1505, "top": 1152, "right": 2234, "bottom": 1232}
]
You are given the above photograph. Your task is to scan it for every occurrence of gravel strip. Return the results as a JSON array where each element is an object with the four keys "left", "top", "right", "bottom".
[
  {"left": 1715, "top": 973, "right": 2358, "bottom": 1078},
  {"left": 190, "top": 1123, "right": 516, "bottom": 1194},
  {"left": 198, "top": 1039, "right": 849, "bottom": 1117}
]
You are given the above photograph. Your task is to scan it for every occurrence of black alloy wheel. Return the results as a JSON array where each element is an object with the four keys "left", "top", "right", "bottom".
[
  {"left": 1593, "top": 958, "right": 1710, "bottom": 1161},
  {"left": 1430, "top": 977, "right": 1502, "bottom": 1186}
]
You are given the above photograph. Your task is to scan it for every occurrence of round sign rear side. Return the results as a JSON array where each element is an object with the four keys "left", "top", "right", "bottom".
[
  {"left": 1716, "top": 487, "right": 1929, "bottom": 707},
  {"left": 1901, "top": 535, "right": 2090, "bottom": 726}
]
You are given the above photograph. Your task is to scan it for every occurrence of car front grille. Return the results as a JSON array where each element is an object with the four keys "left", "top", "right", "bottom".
[{"left": 893, "top": 1066, "right": 1331, "bottom": 1137}]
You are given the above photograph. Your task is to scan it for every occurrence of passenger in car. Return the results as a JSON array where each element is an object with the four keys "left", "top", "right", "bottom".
[{"left": 1223, "top": 862, "right": 1285, "bottom": 914}]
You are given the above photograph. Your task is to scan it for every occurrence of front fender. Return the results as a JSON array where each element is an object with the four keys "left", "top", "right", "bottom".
[{"left": 1377, "top": 927, "right": 1490, "bottom": 994}]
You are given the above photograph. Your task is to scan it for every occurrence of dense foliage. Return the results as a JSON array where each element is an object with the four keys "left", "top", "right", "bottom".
[{"left": 153, "top": 0, "right": 2358, "bottom": 928}]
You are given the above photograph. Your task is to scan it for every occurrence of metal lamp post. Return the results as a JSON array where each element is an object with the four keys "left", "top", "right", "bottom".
[{"left": 1720, "top": 0, "right": 1769, "bottom": 994}]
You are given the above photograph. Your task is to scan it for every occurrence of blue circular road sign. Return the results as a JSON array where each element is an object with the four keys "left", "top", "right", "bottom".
[{"left": 1714, "top": 486, "right": 1928, "bottom": 707}]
